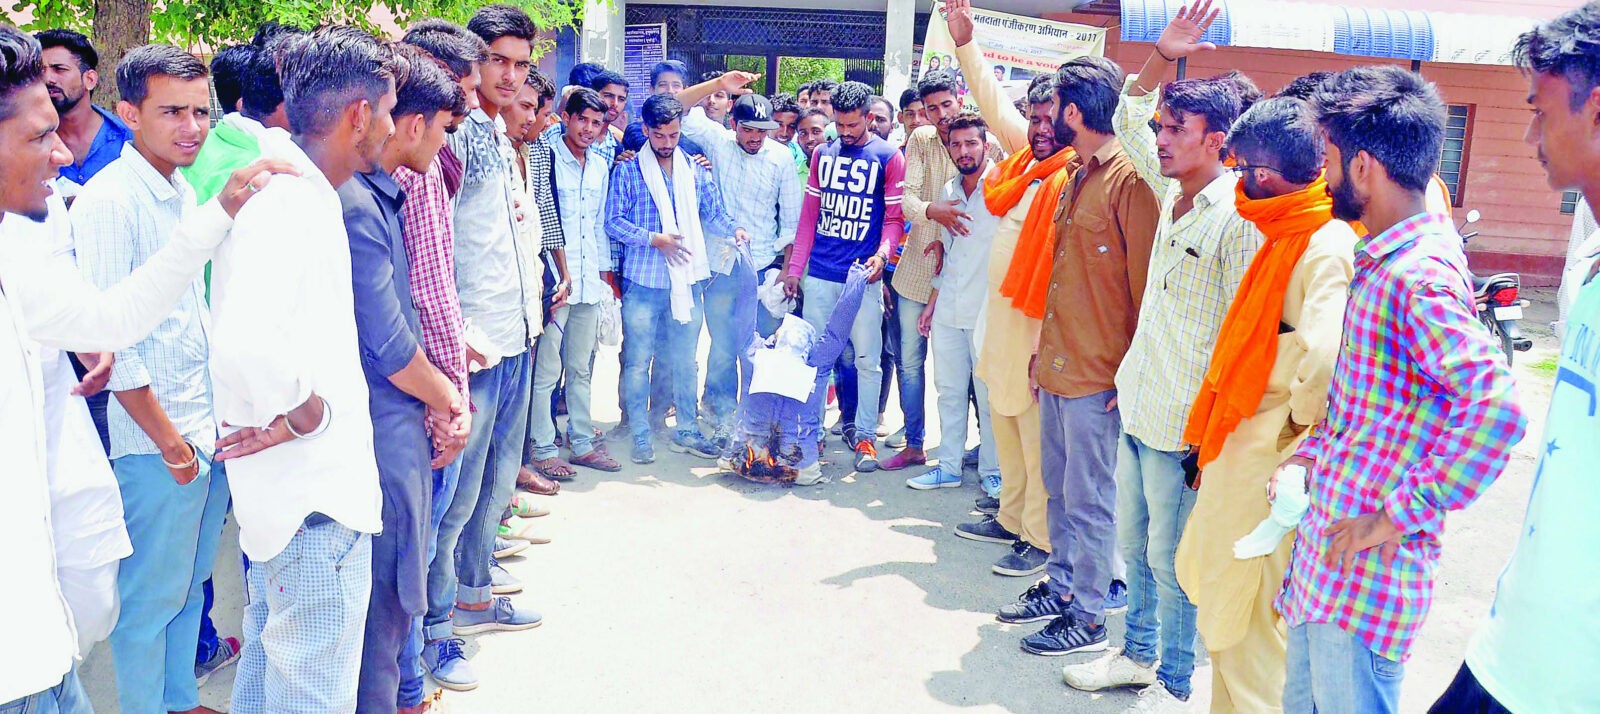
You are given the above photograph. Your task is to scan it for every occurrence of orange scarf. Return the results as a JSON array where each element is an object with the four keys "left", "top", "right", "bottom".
[
  {"left": 984, "top": 146, "right": 1077, "bottom": 320},
  {"left": 1183, "top": 177, "right": 1333, "bottom": 468}
]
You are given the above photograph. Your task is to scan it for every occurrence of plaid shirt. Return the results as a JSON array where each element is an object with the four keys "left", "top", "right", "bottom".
[
  {"left": 523, "top": 139, "right": 565, "bottom": 252},
  {"left": 604, "top": 154, "right": 736, "bottom": 290},
  {"left": 1278, "top": 212, "right": 1527, "bottom": 662},
  {"left": 394, "top": 161, "right": 468, "bottom": 403},
  {"left": 1112, "top": 81, "right": 1263, "bottom": 452}
]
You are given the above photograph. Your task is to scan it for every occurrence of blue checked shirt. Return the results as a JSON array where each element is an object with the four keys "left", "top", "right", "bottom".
[
  {"left": 605, "top": 153, "right": 737, "bottom": 290},
  {"left": 70, "top": 143, "right": 214, "bottom": 459},
  {"left": 678, "top": 107, "right": 804, "bottom": 270}
]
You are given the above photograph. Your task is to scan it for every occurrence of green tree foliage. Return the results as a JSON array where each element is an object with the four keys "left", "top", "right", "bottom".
[{"left": 776, "top": 56, "right": 845, "bottom": 94}]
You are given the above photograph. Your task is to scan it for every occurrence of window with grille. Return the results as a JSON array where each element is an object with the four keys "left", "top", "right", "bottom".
[
  {"left": 1439, "top": 104, "right": 1472, "bottom": 207},
  {"left": 1562, "top": 189, "right": 1581, "bottom": 215}
]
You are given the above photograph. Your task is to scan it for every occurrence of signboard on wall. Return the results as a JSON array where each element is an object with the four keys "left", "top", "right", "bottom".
[
  {"left": 624, "top": 23, "right": 666, "bottom": 119},
  {"left": 919, "top": 2, "right": 1105, "bottom": 100}
]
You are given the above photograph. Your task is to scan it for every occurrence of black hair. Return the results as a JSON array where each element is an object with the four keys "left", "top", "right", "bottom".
[
  {"left": 251, "top": 21, "right": 305, "bottom": 49},
  {"left": 1514, "top": 3, "right": 1600, "bottom": 110},
  {"left": 392, "top": 43, "right": 464, "bottom": 120},
  {"left": 1275, "top": 71, "right": 1333, "bottom": 101},
  {"left": 468, "top": 4, "right": 536, "bottom": 45},
  {"left": 898, "top": 87, "right": 921, "bottom": 110},
  {"left": 402, "top": 20, "right": 489, "bottom": 81},
  {"left": 798, "top": 107, "right": 830, "bottom": 124},
  {"left": 1026, "top": 73, "right": 1058, "bottom": 105},
  {"left": 239, "top": 45, "right": 286, "bottom": 120},
  {"left": 770, "top": 92, "right": 800, "bottom": 115},
  {"left": 917, "top": 69, "right": 959, "bottom": 101},
  {"left": 700, "top": 69, "right": 723, "bottom": 83},
  {"left": 567, "top": 61, "right": 604, "bottom": 89},
  {"left": 0, "top": 24, "right": 43, "bottom": 122},
  {"left": 526, "top": 67, "right": 556, "bottom": 108},
  {"left": 1227, "top": 96, "right": 1323, "bottom": 184},
  {"left": 944, "top": 110, "right": 987, "bottom": 141},
  {"left": 1161, "top": 76, "right": 1245, "bottom": 157},
  {"left": 1215, "top": 69, "right": 1263, "bottom": 114},
  {"left": 830, "top": 80, "right": 871, "bottom": 114},
  {"left": 589, "top": 69, "right": 628, "bottom": 92},
  {"left": 651, "top": 60, "right": 688, "bottom": 87},
  {"left": 276, "top": 25, "right": 400, "bottom": 137},
  {"left": 116, "top": 44, "right": 208, "bottom": 106},
  {"left": 869, "top": 94, "right": 894, "bottom": 115},
  {"left": 640, "top": 93, "right": 682, "bottom": 128},
  {"left": 810, "top": 78, "right": 837, "bottom": 94},
  {"left": 563, "top": 85, "right": 605, "bottom": 117},
  {"left": 35, "top": 29, "right": 96, "bottom": 70},
  {"left": 211, "top": 44, "right": 255, "bottom": 114},
  {"left": 1055, "top": 55, "right": 1122, "bottom": 134},
  {"left": 1309, "top": 65, "right": 1445, "bottom": 193},
  {"left": 797, "top": 81, "right": 813, "bottom": 96}
]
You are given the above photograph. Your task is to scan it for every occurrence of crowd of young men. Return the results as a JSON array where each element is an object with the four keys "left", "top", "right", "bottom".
[{"left": 2, "top": 0, "right": 1597, "bottom": 711}]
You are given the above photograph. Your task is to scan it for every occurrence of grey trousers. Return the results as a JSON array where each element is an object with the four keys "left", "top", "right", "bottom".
[{"left": 1039, "top": 389, "right": 1126, "bottom": 623}]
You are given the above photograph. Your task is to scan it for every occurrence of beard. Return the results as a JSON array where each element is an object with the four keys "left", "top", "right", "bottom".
[
  {"left": 1052, "top": 118, "right": 1077, "bottom": 151},
  {"left": 956, "top": 160, "right": 981, "bottom": 175},
  {"left": 1328, "top": 173, "right": 1364, "bottom": 222},
  {"left": 651, "top": 144, "right": 676, "bottom": 160},
  {"left": 48, "top": 88, "right": 82, "bottom": 114}
]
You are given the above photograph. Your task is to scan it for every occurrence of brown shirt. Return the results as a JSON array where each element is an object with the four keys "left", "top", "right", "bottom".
[{"left": 1035, "top": 138, "right": 1161, "bottom": 399}]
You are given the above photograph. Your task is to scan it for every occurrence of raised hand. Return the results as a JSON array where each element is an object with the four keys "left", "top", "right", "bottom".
[
  {"left": 944, "top": 0, "right": 976, "bottom": 48},
  {"left": 719, "top": 71, "right": 762, "bottom": 96},
  {"left": 1156, "top": 0, "right": 1221, "bottom": 61}
]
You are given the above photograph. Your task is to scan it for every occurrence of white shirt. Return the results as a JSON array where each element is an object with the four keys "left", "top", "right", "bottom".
[
  {"left": 678, "top": 107, "right": 804, "bottom": 270},
  {"left": 552, "top": 137, "right": 614, "bottom": 306},
  {"left": 449, "top": 109, "right": 536, "bottom": 361},
  {"left": 0, "top": 188, "right": 229, "bottom": 703},
  {"left": 932, "top": 165, "right": 998, "bottom": 330},
  {"left": 208, "top": 125, "right": 381, "bottom": 562}
]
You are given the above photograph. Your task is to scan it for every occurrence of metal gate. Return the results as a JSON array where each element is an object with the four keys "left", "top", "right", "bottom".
[{"left": 624, "top": 4, "right": 930, "bottom": 96}]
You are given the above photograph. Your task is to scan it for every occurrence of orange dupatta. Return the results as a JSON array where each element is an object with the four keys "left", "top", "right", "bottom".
[
  {"left": 1182, "top": 177, "right": 1333, "bottom": 468},
  {"left": 983, "top": 146, "right": 1077, "bottom": 320}
]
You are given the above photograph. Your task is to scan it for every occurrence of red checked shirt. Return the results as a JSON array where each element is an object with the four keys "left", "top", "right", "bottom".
[
  {"left": 1278, "top": 212, "right": 1526, "bottom": 662},
  {"left": 394, "top": 161, "right": 468, "bottom": 404}
]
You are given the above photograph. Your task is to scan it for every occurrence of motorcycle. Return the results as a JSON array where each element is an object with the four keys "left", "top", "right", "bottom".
[{"left": 1460, "top": 209, "right": 1533, "bottom": 364}]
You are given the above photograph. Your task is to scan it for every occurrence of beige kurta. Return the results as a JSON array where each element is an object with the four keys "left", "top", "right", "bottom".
[{"left": 1174, "top": 219, "right": 1355, "bottom": 656}]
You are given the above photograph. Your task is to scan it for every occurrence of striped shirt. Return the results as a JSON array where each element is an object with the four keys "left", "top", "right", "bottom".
[
  {"left": 1279, "top": 211, "right": 1526, "bottom": 662},
  {"left": 394, "top": 161, "right": 468, "bottom": 403},
  {"left": 1111, "top": 81, "right": 1263, "bottom": 453},
  {"left": 70, "top": 143, "right": 214, "bottom": 459}
]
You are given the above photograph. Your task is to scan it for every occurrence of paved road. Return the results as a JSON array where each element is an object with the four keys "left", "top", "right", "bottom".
[{"left": 82, "top": 291, "right": 1561, "bottom": 713}]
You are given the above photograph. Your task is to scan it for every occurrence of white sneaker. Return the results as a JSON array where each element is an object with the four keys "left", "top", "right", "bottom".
[
  {"left": 1126, "top": 684, "right": 1191, "bottom": 713},
  {"left": 1062, "top": 649, "right": 1158, "bottom": 692},
  {"left": 794, "top": 461, "right": 823, "bottom": 486}
]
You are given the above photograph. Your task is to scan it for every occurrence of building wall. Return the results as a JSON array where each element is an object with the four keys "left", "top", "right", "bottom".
[{"left": 1048, "top": 10, "right": 1570, "bottom": 284}]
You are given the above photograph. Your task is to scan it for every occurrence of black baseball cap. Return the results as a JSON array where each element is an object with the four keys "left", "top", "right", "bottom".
[{"left": 732, "top": 94, "right": 779, "bottom": 130}]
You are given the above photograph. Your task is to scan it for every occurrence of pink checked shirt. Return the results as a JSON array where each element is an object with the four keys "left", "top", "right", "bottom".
[
  {"left": 1278, "top": 212, "right": 1526, "bottom": 662},
  {"left": 395, "top": 160, "right": 468, "bottom": 404}
]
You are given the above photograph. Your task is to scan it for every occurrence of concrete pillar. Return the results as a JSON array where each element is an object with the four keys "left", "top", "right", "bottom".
[
  {"left": 884, "top": 0, "right": 915, "bottom": 102},
  {"left": 580, "top": 0, "right": 626, "bottom": 70}
]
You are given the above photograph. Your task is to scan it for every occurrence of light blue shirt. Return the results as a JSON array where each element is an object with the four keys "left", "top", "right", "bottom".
[
  {"left": 70, "top": 142, "right": 213, "bottom": 459},
  {"left": 931, "top": 164, "right": 998, "bottom": 330},
  {"left": 678, "top": 107, "right": 804, "bottom": 271},
  {"left": 552, "top": 137, "right": 614, "bottom": 305},
  {"left": 449, "top": 109, "right": 534, "bottom": 359}
]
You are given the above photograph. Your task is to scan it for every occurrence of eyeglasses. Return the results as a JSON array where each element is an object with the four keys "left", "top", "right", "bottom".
[{"left": 1229, "top": 163, "right": 1287, "bottom": 176}]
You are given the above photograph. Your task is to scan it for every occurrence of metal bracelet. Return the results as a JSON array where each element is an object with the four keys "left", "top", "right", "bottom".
[
  {"left": 284, "top": 396, "right": 332, "bottom": 440},
  {"left": 161, "top": 440, "right": 200, "bottom": 471}
]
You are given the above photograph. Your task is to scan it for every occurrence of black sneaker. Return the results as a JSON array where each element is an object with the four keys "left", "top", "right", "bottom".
[
  {"left": 974, "top": 495, "right": 1000, "bottom": 515},
  {"left": 997, "top": 581, "right": 1070, "bottom": 624},
  {"left": 1020, "top": 611, "right": 1109, "bottom": 656},
  {"left": 955, "top": 515, "right": 1019, "bottom": 545},
  {"left": 992, "top": 541, "right": 1048, "bottom": 577}
]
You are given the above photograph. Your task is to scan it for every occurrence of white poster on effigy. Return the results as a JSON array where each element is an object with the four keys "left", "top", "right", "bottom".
[{"left": 918, "top": 2, "right": 1106, "bottom": 101}]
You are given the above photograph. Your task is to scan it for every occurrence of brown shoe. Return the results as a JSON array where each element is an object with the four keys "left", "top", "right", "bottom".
[{"left": 517, "top": 466, "right": 561, "bottom": 495}]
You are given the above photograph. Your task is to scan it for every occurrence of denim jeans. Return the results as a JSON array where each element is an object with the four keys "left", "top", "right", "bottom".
[
  {"left": 894, "top": 293, "right": 928, "bottom": 449},
  {"left": 928, "top": 322, "right": 996, "bottom": 478},
  {"left": 427, "top": 352, "right": 530, "bottom": 638},
  {"left": 109, "top": 452, "right": 230, "bottom": 713},
  {"left": 701, "top": 261, "right": 756, "bottom": 431},
  {"left": 1284, "top": 622, "right": 1403, "bottom": 714},
  {"left": 1116, "top": 432, "right": 1200, "bottom": 699},
  {"left": 529, "top": 303, "right": 601, "bottom": 461},
  {"left": 0, "top": 665, "right": 90, "bottom": 714},
  {"left": 802, "top": 275, "right": 885, "bottom": 440},
  {"left": 622, "top": 278, "right": 704, "bottom": 442},
  {"left": 401, "top": 458, "right": 462, "bottom": 707}
]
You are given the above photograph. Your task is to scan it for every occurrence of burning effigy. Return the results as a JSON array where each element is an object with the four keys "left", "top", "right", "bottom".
[{"left": 718, "top": 260, "right": 870, "bottom": 486}]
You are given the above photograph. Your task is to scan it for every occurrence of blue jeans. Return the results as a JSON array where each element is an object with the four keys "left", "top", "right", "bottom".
[
  {"left": 427, "top": 352, "right": 531, "bottom": 638},
  {"left": 109, "top": 452, "right": 230, "bottom": 712},
  {"left": 0, "top": 665, "right": 89, "bottom": 714},
  {"left": 893, "top": 293, "right": 927, "bottom": 448},
  {"left": 701, "top": 262, "right": 756, "bottom": 431},
  {"left": 622, "top": 278, "right": 705, "bottom": 442},
  {"left": 1284, "top": 622, "right": 1403, "bottom": 714},
  {"left": 401, "top": 458, "right": 462, "bottom": 707},
  {"left": 1116, "top": 432, "right": 1199, "bottom": 699},
  {"left": 529, "top": 303, "right": 601, "bottom": 460},
  {"left": 802, "top": 275, "right": 885, "bottom": 440}
]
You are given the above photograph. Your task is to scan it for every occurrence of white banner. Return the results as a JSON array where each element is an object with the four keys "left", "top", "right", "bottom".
[{"left": 919, "top": 2, "right": 1106, "bottom": 93}]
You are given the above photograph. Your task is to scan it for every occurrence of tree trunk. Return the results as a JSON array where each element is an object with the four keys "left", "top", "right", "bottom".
[{"left": 91, "top": 0, "right": 152, "bottom": 107}]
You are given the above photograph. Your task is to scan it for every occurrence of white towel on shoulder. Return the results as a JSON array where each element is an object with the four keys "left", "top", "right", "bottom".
[{"left": 638, "top": 148, "right": 709, "bottom": 323}]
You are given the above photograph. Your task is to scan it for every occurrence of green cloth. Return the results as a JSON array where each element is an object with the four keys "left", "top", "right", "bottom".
[{"left": 181, "top": 121, "right": 260, "bottom": 301}]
